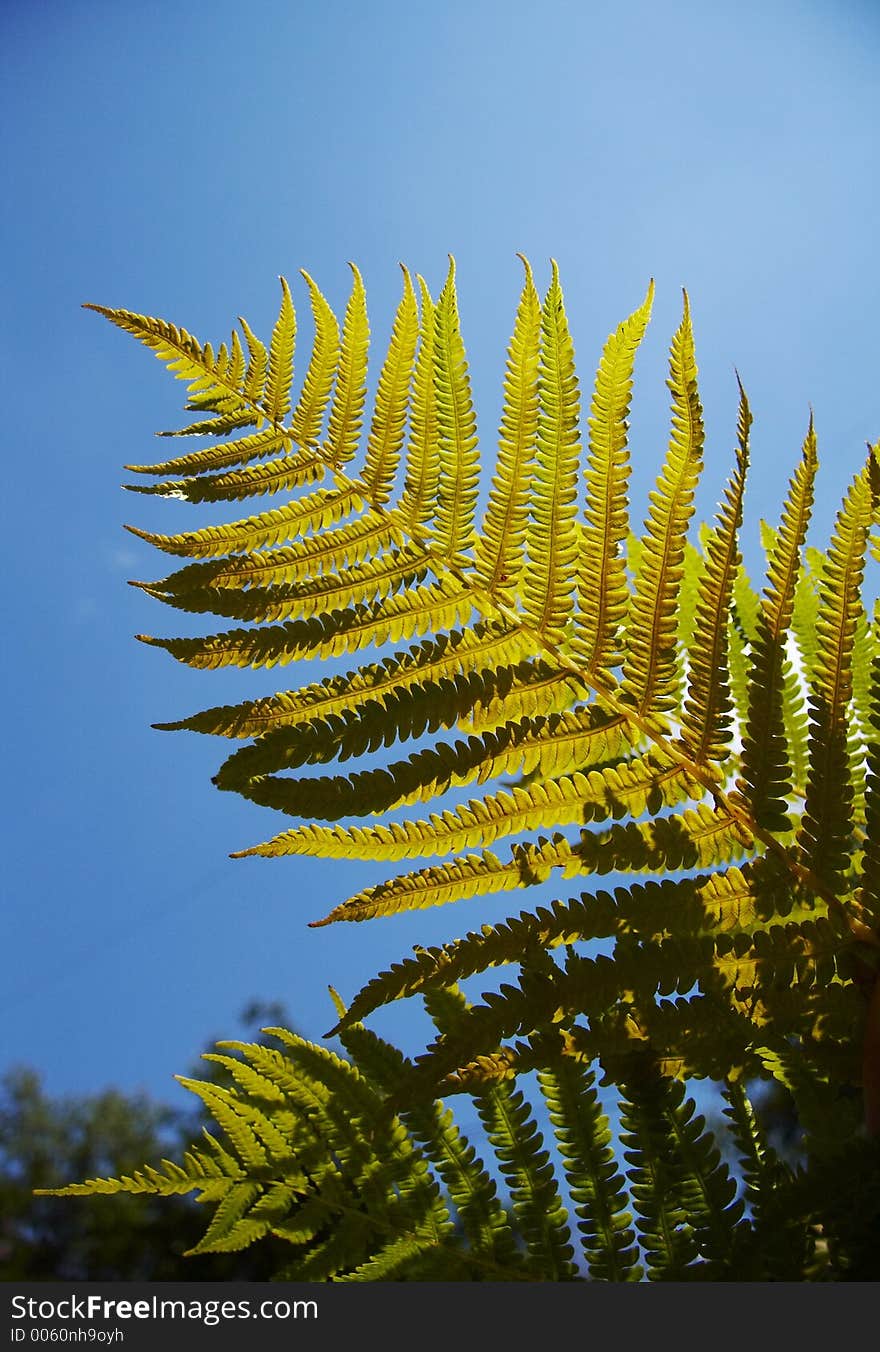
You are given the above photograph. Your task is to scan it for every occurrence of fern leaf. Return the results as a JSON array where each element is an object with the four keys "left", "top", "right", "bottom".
[
  {"left": 739, "top": 420, "right": 818, "bottom": 828},
  {"left": 123, "top": 427, "right": 301, "bottom": 479},
  {"left": 620, "top": 291, "right": 704, "bottom": 716},
  {"left": 336, "top": 1020, "right": 521, "bottom": 1269},
  {"left": 324, "top": 263, "right": 369, "bottom": 467},
  {"left": 797, "top": 450, "right": 876, "bottom": 891},
  {"left": 290, "top": 270, "right": 340, "bottom": 448},
  {"left": 473, "top": 255, "right": 541, "bottom": 603},
  {"left": 124, "top": 450, "right": 324, "bottom": 504},
  {"left": 85, "top": 304, "right": 263, "bottom": 427},
  {"left": 399, "top": 277, "right": 439, "bottom": 532},
  {"left": 126, "top": 484, "right": 364, "bottom": 560},
  {"left": 361, "top": 265, "right": 420, "bottom": 506},
  {"left": 139, "top": 577, "right": 473, "bottom": 672},
  {"left": 157, "top": 621, "right": 527, "bottom": 741},
  {"left": 238, "top": 754, "right": 700, "bottom": 862},
  {"left": 538, "top": 1050, "right": 642, "bottom": 1280},
  {"left": 679, "top": 377, "right": 749, "bottom": 765},
  {"left": 431, "top": 258, "right": 480, "bottom": 560},
  {"left": 264, "top": 276, "right": 296, "bottom": 423},
  {"left": 577, "top": 280, "right": 654, "bottom": 671},
  {"left": 520, "top": 260, "right": 580, "bottom": 646}
]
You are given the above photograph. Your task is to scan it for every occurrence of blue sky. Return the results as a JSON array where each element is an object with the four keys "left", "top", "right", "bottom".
[{"left": 2, "top": 0, "right": 879, "bottom": 1108}]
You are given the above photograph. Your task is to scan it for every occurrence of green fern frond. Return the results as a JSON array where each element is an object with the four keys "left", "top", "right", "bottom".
[
  {"left": 537, "top": 1048, "right": 643, "bottom": 1280},
  {"left": 264, "top": 276, "right": 296, "bottom": 423},
  {"left": 290, "top": 269, "right": 340, "bottom": 448},
  {"left": 473, "top": 255, "right": 541, "bottom": 604},
  {"left": 739, "top": 421, "right": 818, "bottom": 829},
  {"left": 576, "top": 280, "right": 654, "bottom": 672},
  {"left": 361, "top": 265, "right": 420, "bottom": 507},
  {"left": 620, "top": 291, "right": 704, "bottom": 716},
  {"left": 431, "top": 258, "right": 480, "bottom": 561},
  {"left": 324, "top": 264, "right": 369, "bottom": 467},
  {"left": 520, "top": 260, "right": 580, "bottom": 646},
  {"left": 679, "top": 377, "right": 749, "bottom": 765},
  {"left": 798, "top": 450, "right": 876, "bottom": 891}
]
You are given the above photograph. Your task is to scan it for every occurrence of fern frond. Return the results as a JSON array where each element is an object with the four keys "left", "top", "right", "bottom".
[
  {"left": 679, "top": 377, "right": 749, "bottom": 764},
  {"left": 264, "top": 276, "right": 296, "bottom": 423},
  {"left": 324, "top": 263, "right": 369, "bottom": 467},
  {"left": 123, "top": 449, "right": 324, "bottom": 504},
  {"left": 620, "top": 291, "right": 704, "bottom": 716},
  {"left": 123, "top": 426, "right": 301, "bottom": 479},
  {"left": 290, "top": 270, "right": 340, "bottom": 448},
  {"left": 576, "top": 280, "right": 654, "bottom": 672},
  {"left": 739, "top": 421, "right": 818, "bottom": 828},
  {"left": 473, "top": 255, "right": 541, "bottom": 603},
  {"left": 139, "top": 577, "right": 473, "bottom": 672},
  {"left": 537, "top": 1049, "right": 642, "bottom": 1280},
  {"left": 85, "top": 304, "right": 265, "bottom": 428},
  {"left": 797, "top": 449, "right": 877, "bottom": 891},
  {"left": 127, "top": 483, "right": 364, "bottom": 560},
  {"left": 430, "top": 258, "right": 480, "bottom": 561},
  {"left": 238, "top": 754, "right": 700, "bottom": 862},
  {"left": 399, "top": 277, "right": 439, "bottom": 532},
  {"left": 520, "top": 260, "right": 580, "bottom": 645},
  {"left": 361, "top": 265, "right": 420, "bottom": 507}
]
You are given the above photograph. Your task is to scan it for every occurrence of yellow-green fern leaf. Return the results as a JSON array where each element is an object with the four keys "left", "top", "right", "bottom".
[
  {"left": 325, "top": 263, "right": 369, "bottom": 467},
  {"left": 142, "top": 548, "right": 429, "bottom": 627},
  {"left": 399, "top": 277, "right": 439, "bottom": 531},
  {"left": 576, "top": 280, "right": 654, "bottom": 671},
  {"left": 123, "top": 426, "right": 303, "bottom": 479},
  {"left": 473, "top": 255, "right": 541, "bottom": 603},
  {"left": 237, "top": 755, "right": 700, "bottom": 862},
  {"left": 290, "top": 270, "right": 340, "bottom": 447},
  {"left": 680, "top": 377, "right": 750, "bottom": 765},
  {"left": 139, "top": 576, "right": 473, "bottom": 673},
  {"left": 362, "top": 265, "right": 420, "bottom": 506},
  {"left": 264, "top": 275, "right": 296, "bottom": 423},
  {"left": 431, "top": 258, "right": 480, "bottom": 561},
  {"left": 123, "top": 448, "right": 324, "bottom": 504},
  {"left": 521, "top": 260, "right": 580, "bottom": 646},
  {"left": 739, "top": 422, "right": 818, "bottom": 828},
  {"left": 126, "top": 483, "right": 365, "bottom": 561},
  {"left": 85, "top": 304, "right": 263, "bottom": 427},
  {"left": 620, "top": 291, "right": 704, "bottom": 716},
  {"left": 156, "top": 621, "right": 527, "bottom": 740},
  {"left": 797, "top": 449, "right": 878, "bottom": 891}
]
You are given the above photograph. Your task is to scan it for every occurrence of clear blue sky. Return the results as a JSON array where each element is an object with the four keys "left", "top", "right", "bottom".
[{"left": 2, "top": 0, "right": 878, "bottom": 1105}]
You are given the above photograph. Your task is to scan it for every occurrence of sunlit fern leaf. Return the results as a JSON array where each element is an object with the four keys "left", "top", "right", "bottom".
[
  {"left": 431, "top": 259, "right": 480, "bottom": 562},
  {"left": 577, "top": 280, "right": 654, "bottom": 673},
  {"left": 264, "top": 276, "right": 296, "bottom": 424},
  {"left": 739, "top": 421, "right": 817, "bottom": 831},
  {"left": 619, "top": 291, "right": 704, "bottom": 718},
  {"left": 473, "top": 254, "right": 541, "bottom": 605},
  {"left": 679, "top": 378, "right": 749, "bottom": 766},
  {"left": 290, "top": 270, "right": 340, "bottom": 449},
  {"left": 84, "top": 305, "right": 265, "bottom": 429},
  {"left": 324, "top": 264, "right": 369, "bottom": 468},
  {"left": 797, "top": 449, "right": 878, "bottom": 892},
  {"left": 124, "top": 426, "right": 302, "bottom": 479},
  {"left": 399, "top": 277, "right": 439, "bottom": 532},
  {"left": 521, "top": 260, "right": 580, "bottom": 646},
  {"left": 74, "top": 263, "right": 880, "bottom": 1279},
  {"left": 125, "top": 484, "right": 366, "bottom": 559}
]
